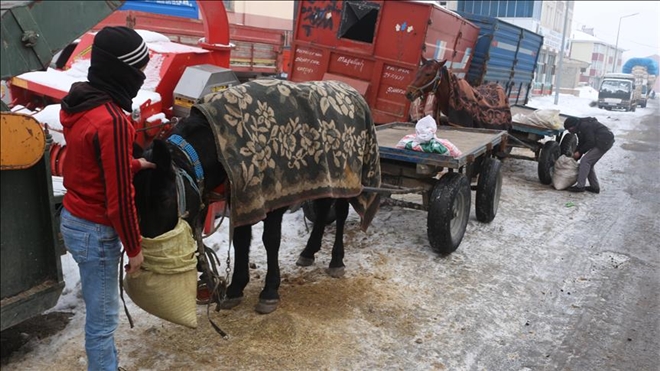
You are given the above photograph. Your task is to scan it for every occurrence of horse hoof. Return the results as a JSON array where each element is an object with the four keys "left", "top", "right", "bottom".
[
  {"left": 325, "top": 266, "right": 345, "bottom": 278},
  {"left": 255, "top": 299, "right": 279, "bottom": 314},
  {"left": 296, "top": 256, "right": 314, "bottom": 267},
  {"left": 218, "top": 296, "right": 243, "bottom": 310}
]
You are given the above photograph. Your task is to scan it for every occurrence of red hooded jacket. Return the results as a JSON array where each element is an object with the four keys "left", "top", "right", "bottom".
[{"left": 60, "top": 82, "right": 142, "bottom": 257}]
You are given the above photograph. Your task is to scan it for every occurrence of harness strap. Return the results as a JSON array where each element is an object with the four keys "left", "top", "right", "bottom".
[
  {"left": 174, "top": 166, "right": 201, "bottom": 218},
  {"left": 167, "top": 134, "right": 204, "bottom": 183},
  {"left": 407, "top": 66, "right": 443, "bottom": 97}
]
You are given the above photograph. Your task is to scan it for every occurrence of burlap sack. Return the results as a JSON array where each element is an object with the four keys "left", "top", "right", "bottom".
[
  {"left": 552, "top": 155, "right": 579, "bottom": 190},
  {"left": 124, "top": 219, "right": 198, "bottom": 328}
]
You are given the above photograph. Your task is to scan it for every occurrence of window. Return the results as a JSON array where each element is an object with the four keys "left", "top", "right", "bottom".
[
  {"left": 338, "top": 1, "right": 380, "bottom": 43},
  {"left": 223, "top": 0, "right": 233, "bottom": 12},
  {"left": 499, "top": 1, "right": 507, "bottom": 17},
  {"left": 506, "top": 1, "right": 515, "bottom": 16}
]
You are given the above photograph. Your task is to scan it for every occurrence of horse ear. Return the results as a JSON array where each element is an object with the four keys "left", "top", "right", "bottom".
[
  {"left": 151, "top": 139, "right": 173, "bottom": 175},
  {"left": 420, "top": 55, "right": 427, "bottom": 65},
  {"left": 439, "top": 59, "right": 448, "bottom": 67}
]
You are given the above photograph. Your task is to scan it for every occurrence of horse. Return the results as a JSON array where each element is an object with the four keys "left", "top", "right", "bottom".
[
  {"left": 405, "top": 57, "right": 512, "bottom": 130},
  {"left": 133, "top": 79, "right": 381, "bottom": 314}
]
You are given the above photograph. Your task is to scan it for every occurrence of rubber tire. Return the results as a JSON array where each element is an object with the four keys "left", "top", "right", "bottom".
[
  {"left": 476, "top": 157, "right": 502, "bottom": 223},
  {"left": 560, "top": 133, "right": 578, "bottom": 157},
  {"left": 427, "top": 173, "right": 471, "bottom": 255},
  {"left": 302, "top": 200, "right": 336, "bottom": 225},
  {"left": 538, "top": 141, "right": 560, "bottom": 185}
]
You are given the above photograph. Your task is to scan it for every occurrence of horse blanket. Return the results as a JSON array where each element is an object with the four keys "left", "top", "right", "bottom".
[
  {"left": 446, "top": 72, "right": 512, "bottom": 130},
  {"left": 193, "top": 79, "right": 381, "bottom": 230}
]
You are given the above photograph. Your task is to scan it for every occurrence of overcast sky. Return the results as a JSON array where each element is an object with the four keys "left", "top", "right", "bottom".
[{"left": 572, "top": 1, "right": 659, "bottom": 61}]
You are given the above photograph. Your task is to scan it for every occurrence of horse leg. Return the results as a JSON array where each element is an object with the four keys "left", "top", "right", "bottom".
[
  {"left": 256, "top": 207, "right": 287, "bottom": 314},
  {"left": 218, "top": 224, "right": 252, "bottom": 310},
  {"left": 296, "top": 198, "right": 332, "bottom": 266},
  {"left": 326, "top": 198, "right": 349, "bottom": 278}
]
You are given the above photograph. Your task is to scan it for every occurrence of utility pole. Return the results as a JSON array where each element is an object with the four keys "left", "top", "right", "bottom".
[
  {"left": 612, "top": 13, "right": 639, "bottom": 73},
  {"left": 554, "top": 1, "right": 571, "bottom": 105}
]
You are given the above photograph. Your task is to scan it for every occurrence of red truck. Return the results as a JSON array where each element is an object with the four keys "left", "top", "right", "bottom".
[{"left": 288, "top": 0, "right": 480, "bottom": 124}]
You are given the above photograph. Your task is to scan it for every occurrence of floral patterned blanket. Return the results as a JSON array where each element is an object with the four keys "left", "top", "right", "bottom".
[{"left": 193, "top": 79, "right": 381, "bottom": 230}]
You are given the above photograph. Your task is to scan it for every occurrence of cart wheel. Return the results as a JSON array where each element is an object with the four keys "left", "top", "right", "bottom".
[
  {"left": 476, "top": 157, "right": 502, "bottom": 223},
  {"left": 302, "top": 200, "right": 336, "bottom": 225},
  {"left": 538, "top": 141, "right": 560, "bottom": 185},
  {"left": 560, "top": 133, "right": 578, "bottom": 157},
  {"left": 427, "top": 173, "right": 471, "bottom": 254}
]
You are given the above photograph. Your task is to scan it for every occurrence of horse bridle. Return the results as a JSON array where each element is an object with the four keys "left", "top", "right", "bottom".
[{"left": 407, "top": 63, "right": 444, "bottom": 99}]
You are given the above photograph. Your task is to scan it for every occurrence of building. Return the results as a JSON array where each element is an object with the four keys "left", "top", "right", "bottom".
[
  {"left": 224, "top": 1, "right": 293, "bottom": 32},
  {"left": 120, "top": 0, "right": 294, "bottom": 34},
  {"left": 447, "top": 0, "right": 574, "bottom": 95},
  {"left": 569, "top": 28, "right": 624, "bottom": 89}
]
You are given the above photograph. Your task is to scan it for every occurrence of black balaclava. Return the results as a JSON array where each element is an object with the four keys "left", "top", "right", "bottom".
[{"left": 88, "top": 26, "right": 150, "bottom": 112}]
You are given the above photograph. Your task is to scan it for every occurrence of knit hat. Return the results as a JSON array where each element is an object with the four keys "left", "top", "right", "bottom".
[
  {"left": 564, "top": 117, "right": 579, "bottom": 130},
  {"left": 88, "top": 27, "right": 149, "bottom": 112},
  {"left": 92, "top": 26, "right": 150, "bottom": 70}
]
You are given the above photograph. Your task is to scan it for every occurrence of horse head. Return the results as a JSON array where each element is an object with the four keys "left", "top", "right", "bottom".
[
  {"left": 405, "top": 58, "right": 447, "bottom": 101},
  {"left": 133, "top": 111, "right": 225, "bottom": 239},
  {"left": 133, "top": 139, "right": 179, "bottom": 238}
]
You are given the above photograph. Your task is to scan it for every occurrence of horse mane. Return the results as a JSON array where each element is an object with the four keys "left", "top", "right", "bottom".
[{"left": 174, "top": 109, "right": 210, "bottom": 137}]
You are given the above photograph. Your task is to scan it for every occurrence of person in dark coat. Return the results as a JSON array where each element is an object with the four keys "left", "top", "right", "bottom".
[{"left": 563, "top": 116, "right": 615, "bottom": 193}]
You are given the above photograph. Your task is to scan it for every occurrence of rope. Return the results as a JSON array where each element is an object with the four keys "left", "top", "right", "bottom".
[{"left": 119, "top": 252, "right": 134, "bottom": 328}]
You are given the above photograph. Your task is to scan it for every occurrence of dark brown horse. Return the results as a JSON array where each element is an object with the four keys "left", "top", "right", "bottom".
[{"left": 405, "top": 58, "right": 512, "bottom": 130}]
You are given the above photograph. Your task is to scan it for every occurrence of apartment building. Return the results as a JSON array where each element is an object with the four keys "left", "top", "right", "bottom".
[
  {"left": 445, "top": 0, "right": 573, "bottom": 95},
  {"left": 570, "top": 28, "right": 624, "bottom": 89}
]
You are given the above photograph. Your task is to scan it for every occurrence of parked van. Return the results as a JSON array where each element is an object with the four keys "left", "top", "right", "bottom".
[{"left": 598, "top": 73, "right": 637, "bottom": 112}]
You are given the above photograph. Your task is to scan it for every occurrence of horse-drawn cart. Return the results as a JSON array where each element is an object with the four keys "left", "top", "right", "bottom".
[
  {"left": 505, "top": 105, "right": 577, "bottom": 185},
  {"left": 374, "top": 123, "right": 507, "bottom": 255}
]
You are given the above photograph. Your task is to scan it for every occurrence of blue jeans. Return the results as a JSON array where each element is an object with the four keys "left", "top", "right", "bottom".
[{"left": 60, "top": 207, "right": 122, "bottom": 371}]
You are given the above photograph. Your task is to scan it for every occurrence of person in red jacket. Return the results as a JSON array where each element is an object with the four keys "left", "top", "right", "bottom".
[{"left": 59, "top": 26, "right": 154, "bottom": 371}]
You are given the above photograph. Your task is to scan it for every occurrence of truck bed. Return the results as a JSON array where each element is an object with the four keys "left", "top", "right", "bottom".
[{"left": 376, "top": 122, "right": 506, "bottom": 168}]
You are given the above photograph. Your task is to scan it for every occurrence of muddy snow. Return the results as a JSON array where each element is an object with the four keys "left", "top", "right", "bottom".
[{"left": 2, "top": 91, "right": 659, "bottom": 371}]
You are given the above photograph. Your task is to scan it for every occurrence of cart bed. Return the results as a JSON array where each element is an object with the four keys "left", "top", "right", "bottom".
[
  {"left": 377, "top": 122, "right": 506, "bottom": 168},
  {"left": 510, "top": 105, "right": 572, "bottom": 136}
]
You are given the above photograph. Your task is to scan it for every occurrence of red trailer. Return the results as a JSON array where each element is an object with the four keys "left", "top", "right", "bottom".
[{"left": 288, "top": 0, "right": 479, "bottom": 124}]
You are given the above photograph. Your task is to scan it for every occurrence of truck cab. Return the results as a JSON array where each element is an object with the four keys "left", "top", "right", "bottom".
[{"left": 598, "top": 73, "right": 637, "bottom": 112}]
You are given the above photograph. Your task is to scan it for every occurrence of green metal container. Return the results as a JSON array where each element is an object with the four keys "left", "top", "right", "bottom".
[
  {"left": 1, "top": 142, "right": 64, "bottom": 331},
  {"left": 1, "top": 0, "right": 125, "bottom": 80}
]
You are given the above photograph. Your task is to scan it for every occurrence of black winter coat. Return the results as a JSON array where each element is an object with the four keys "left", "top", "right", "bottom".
[{"left": 575, "top": 117, "right": 614, "bottom": 154}]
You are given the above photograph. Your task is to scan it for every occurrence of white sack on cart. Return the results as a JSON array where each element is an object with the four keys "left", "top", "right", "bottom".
[{"left": 523, "top": 109, "right": 563, "bottom": 130}]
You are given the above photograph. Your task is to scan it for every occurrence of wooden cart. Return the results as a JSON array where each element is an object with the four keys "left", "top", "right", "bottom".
[
  {"left": 373, "top": 123, "right": 507, "bottom": 254},
  {"left": 506, "top": 105, "right": 578, "bottom": 184}
]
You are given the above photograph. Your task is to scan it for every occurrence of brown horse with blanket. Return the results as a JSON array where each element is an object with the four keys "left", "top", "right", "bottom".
[
  {"left": 132, "top": 79, "right": 381, "bottom": 314},
  {"left": 406, "top": 58, "right": 512, "bottom": 130}
]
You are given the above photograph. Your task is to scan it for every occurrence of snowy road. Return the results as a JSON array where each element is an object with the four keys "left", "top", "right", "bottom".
[{"left": 1, "top": 93, "right": 659, "bottom": 371}]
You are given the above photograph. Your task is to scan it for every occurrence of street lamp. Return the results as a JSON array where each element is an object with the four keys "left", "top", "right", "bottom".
[{"left": 612, "top": 12, "right": 638, "bottom": 73}]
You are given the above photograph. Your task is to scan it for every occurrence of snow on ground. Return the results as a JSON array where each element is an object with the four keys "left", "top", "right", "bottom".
[{"left": 3, "top": 92, "right": 657, "bottom": 370}]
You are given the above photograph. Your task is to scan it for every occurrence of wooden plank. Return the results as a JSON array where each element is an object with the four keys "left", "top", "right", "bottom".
[
  {"left": 376, "top": 122, "right": 506, "bottom": 169},
  {"left": 376, "top": 123, "right": 503, "bottom": 155}
]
